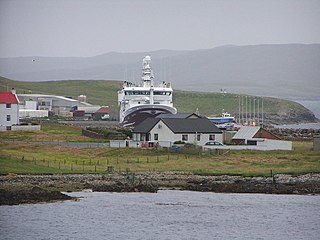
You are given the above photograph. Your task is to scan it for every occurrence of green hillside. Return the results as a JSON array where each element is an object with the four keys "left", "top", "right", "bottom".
[{"left": 0, "top": 76, "right": 312, "bottom": 119}]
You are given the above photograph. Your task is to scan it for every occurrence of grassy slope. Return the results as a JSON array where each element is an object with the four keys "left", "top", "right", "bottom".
[{"left": 0, "top": 76, "right": 308, "bottom": 116}]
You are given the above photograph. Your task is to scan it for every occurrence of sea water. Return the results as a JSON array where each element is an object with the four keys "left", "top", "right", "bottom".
[{"left": 0, "top": 191, "right": 319, "bottom": 240}]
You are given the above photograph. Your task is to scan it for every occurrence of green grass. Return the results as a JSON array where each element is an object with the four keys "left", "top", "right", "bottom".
[
  {"left": 0, "top": 76, "right": 310, "bottom": 116},
  {"left": 0, "top": 141, "right": 319, "bottom": 176},
  {"left": 0, "top": 122, "right": 108, "bottom": 142}
]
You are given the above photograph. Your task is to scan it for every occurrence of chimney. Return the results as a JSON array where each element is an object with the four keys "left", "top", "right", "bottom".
[{"left": 11, "top": 88, "right": 16, "bottom": 94}]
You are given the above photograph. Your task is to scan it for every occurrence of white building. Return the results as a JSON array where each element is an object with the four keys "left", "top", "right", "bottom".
[
  {"left": 0, "top": 91, "right": 20, "bottom": 130},
  {"left": 17, "top": 94, "right": 100, "bottom": 117},
  {"left": 132, "top": 117, "right": 223, "bottom": 147}
]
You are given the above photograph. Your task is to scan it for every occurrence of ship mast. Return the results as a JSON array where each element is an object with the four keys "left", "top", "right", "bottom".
[{"left": 141, "top": 56, "right": 154, "bottom": 87}]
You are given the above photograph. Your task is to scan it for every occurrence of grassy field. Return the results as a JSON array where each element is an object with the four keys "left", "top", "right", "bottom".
[
  {"left": 0, "top": 78, "right": 318, "bottom": 176},
  {"left": 0, "top": 123, "right": 319, "bottom": 176},
  {"left": 0, "top": 123, "right": 107, "bottom": 142},
  {"left": 0, "top": 76, "right": 309, "bottom": 116},
  {"left": 0, "top": 140, "right": 319, "bottom": 176}
]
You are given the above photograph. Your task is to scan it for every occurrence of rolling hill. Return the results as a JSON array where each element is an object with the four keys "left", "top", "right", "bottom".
[
  {"left": 0, "top": 44, "right": 319, "bottom": 99},
  {"left": 0, "top": 76, "right": 316, "bottom": 124}
]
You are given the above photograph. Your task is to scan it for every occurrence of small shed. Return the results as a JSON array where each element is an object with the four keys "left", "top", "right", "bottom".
[
  {"left": 232, "top": 126, "right": 280, "bottom": 145},
  {"left": 232, "top": 126, "right": 292, "bottom": 150}
]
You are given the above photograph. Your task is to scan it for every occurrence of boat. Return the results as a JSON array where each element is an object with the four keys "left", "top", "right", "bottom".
[
  {"left": 118, "top": 56, "right": 177, "bottom": 127},
  {"left": 207, "top": 112, "right": 235, "bottom": 124}
]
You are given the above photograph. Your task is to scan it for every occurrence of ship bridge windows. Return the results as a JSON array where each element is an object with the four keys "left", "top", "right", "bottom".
[
  {"left": 124, "top": 91, "right": 150, "bottom": 95},
  {"left": 153, "top": 91, "right": 171, "bottom": 96}
]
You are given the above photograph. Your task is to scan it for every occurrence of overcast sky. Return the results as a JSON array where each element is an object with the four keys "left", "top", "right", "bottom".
[{"left": 0, "top": 0, "right": 319, "bottom": 58}]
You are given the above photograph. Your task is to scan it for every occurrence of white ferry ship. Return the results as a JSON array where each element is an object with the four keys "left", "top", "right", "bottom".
[{"left": 118, "top": 56, "right": 177, "bottom": 127}]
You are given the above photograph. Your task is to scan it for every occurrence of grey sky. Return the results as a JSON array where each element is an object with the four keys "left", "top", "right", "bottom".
[{"left": 0, "top": 0, "right": 319, "bottom": 58}]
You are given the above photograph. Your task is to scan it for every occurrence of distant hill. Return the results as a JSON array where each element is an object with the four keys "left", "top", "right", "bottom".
[
  {"left": 0, "top": 44, "right": 319, "bottom": 99},
  {"left": 0, "top": 77, "right": 316, "bottom": 124}
]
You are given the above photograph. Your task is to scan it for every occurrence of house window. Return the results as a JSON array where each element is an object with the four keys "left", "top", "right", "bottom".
[
  {"left": 209, "top": 134, "right": 215, "bottom": 140},
  {"left": 154, "top": 133, "right": 158, "bottom": 141},
  {"left": 6, "top": 126, "right": 11, "bottom": 131},
  {"left": 6, "top": 103, "right": 11, "bottom": 108},
  {"left": 197, "top": 134, "right": 201, "bottom": 141},
  {"left": 182, "top": 135, "right": 188, "bottom": 141},
  {"left": 6, "top": 115, "right": 11, "bottom": 121}
]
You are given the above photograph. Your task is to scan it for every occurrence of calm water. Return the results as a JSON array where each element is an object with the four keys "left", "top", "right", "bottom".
[{"left": 0, "top": 191, "right": 319, "bottom": 240}]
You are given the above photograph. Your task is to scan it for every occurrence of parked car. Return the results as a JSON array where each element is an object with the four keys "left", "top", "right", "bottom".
[
  {"left": 204, "top": 141, "right": 225, "bottom": 146},
  {"left": 202, "top": 141, "right": 225, "bottom": 150}
]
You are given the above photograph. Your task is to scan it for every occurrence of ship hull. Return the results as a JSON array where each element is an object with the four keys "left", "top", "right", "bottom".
[
  {"left": 121, "top": 104, "right": 177, "bottom": 127},
  {"left": 208, "top": 117, "right": 234, "bottom": 124}
]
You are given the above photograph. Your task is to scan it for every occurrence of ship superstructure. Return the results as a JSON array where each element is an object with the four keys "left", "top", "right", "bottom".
[{"left": 118, "top": 56, "right": 177, "bottom": 127}]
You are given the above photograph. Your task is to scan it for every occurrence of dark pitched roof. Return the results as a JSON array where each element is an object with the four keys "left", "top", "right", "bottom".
[
  {"left": 133, "top": 117, "right": 222, "bottom": 134},
  {"left": 156, "top": 112, "right": 201, "bottom": 119},
  {"left": 133, "top": 118, "right": 160, "bottom": 133},
  {"left": 162, "top": 118, "right": 222, "bottom": 133},
  {"left": 0, "top": 92, "right": 19, "bottom": 104}
]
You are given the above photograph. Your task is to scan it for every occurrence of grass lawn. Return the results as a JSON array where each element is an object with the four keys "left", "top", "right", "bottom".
[
  {"left": 0, "top": 122, "right": 108, "bottom": 143},
  {"left": 0, "top": 141, "right": 319, "bottom": 176}
]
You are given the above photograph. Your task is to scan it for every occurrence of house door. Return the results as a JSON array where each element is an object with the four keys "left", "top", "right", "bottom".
[{"left": 146, "top": 133, "right": 151, "bottom": 141}]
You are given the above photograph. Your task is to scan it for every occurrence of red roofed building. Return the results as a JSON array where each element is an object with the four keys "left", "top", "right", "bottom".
[
  {"left": 93, "top": 106, "right": 118, "bottom": 121},
  {"left": 0, "top": 90, "right": 20, "bottom": 130}
]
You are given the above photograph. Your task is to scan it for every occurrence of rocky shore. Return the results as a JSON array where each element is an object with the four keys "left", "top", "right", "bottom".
[
  {"left": 0, "top": 173, "right": 319, "bottom": 205},
  {"left": 0, "top": 186, "right": 74, "bottom": 205},
  {"left": 268, "top": 127, "right": 320, "bottom": 141}
]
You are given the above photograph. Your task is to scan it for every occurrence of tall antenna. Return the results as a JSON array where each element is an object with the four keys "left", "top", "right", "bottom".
[
  {"left": 261, "top": 98, "right": 264, "bottom": 126},
  {"left": 249, "top": 96, "right": 252, "bottom": 125},
  {"left": 257, "top": 98, "right": 260, "bottom": 126},
  {"left": 238, "top": 96, "right": 241, "bottom": 124},
  {"left": 241, "top": 96, "right": 244, "bottom": 125},
  {"left": 253, "top": 98, "right": 256, "bottom": 125},
  {"left": 245, "top": 96, "right": 248, "bottom": 125}
]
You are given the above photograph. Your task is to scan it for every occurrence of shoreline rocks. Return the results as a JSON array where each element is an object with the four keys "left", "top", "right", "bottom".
[
  {"left": 0, "top": 186, "right": 74, "bottom": 205},
  {"left": 0, "top": 173, "right": 319, "bottom": 205},
  {"left": 268, "top": 127, "right": 320, "bottom": 141}
]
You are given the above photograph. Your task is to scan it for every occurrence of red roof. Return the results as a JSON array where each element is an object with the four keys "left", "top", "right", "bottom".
[
  {"left": 0, "top": 92, "right": 19, "bottom": 104},
  {"left": 95, "top": 107, "right": 112, "bottom": 114}
]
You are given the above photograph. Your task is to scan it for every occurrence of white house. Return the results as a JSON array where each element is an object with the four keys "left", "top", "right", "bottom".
[
  {"left": 0, "top": 91, "right": 20, "bottom": 130},
  {"left": 132, "top": 117, "right": 223, "bottom": 147}
]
